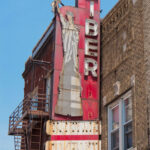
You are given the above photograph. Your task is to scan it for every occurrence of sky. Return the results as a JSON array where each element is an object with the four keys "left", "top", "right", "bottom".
[{"left": 0, "top": 0, "right": 118, "bottom": 150}]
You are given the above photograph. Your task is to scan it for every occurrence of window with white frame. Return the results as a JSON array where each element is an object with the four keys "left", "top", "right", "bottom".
[{"left": 108, "top": 91, "right": 132, "bottom": 150}]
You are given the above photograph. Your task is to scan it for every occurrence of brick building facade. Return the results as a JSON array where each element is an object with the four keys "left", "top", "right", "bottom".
[
  {"left": 8, "top": 0, "right": 150, "bottom": 149},
  {"left": 101, "top": 0, "right": 150, "bottom": 149}
]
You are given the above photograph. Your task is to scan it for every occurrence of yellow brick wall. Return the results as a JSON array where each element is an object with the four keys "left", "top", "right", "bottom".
[{"left": 101, "top": 0, "right": 149, "bottom": 149}]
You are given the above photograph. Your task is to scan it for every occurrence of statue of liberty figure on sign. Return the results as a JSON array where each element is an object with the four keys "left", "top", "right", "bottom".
[{"left": 52, "top": 0, "right": 83, "bottom": 117}]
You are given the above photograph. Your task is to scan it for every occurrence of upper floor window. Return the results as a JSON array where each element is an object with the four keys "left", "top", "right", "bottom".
[
  {"left": 45, "top": 75, "right": 51, "bottom": 112},
  {"left": 30, "top": 87, "right": 38, "bottom": 111},
  {"left": 108, "top": 91, "right": 132, "bottom": 150}
]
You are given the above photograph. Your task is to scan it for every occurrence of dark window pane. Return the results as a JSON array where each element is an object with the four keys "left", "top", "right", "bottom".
[
  {"left": 126, "top": 133, "right": 132, "bottom": 148},
  {"left": 111, "top": 130, "right": 119, "bottom": 150},
  {"left": 124, "top": 122, "right": 132, "bottom": 149}
]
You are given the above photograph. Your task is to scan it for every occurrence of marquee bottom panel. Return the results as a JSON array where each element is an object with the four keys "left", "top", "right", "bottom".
[{"left": 45, "top": 140, "right": 101, "bottom": 150}]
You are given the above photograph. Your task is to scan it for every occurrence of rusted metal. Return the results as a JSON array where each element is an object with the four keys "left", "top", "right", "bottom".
[
  {"left": 46, "top": 120, "right": 101, "bottom": 136},
  {"left": 54, "top": 8, "right": 83, "bottom": 117},
  {"left": 8, "top": 93, "right": 49, "bottom": 135},
  {"left": 52, "top": 0, "right": 100, "bottom": 120},
  {"left": 45, "top": 120, "right": 101, "bottom": 149},
  {"left": 32, "top": 59, "right": 51, "bottom": 65},
  {"left": 45, "top": 140, "right": 101, "bottom": 150},
  {"left": 14, "top": 136, "right": 26, "bottom": 150},
  {"left": 8, "top": 92, "right": 49, "bottom": 150}
]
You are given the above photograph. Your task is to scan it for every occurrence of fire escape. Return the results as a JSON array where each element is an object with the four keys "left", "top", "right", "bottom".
[
  {"left": 8, "top": 93, "right": 49, "bottom": 150},
  {"left": 8, "top": 59, "right": 51, "bottom": 150}
]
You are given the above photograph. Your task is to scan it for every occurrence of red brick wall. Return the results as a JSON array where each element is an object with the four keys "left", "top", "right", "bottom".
[{"left": 23, "top": 33, "right": 55, "bottom": 96}]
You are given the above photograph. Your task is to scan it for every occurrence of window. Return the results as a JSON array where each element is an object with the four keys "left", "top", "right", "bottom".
[
  {"left": 108, "top": 91, "right": 132, "bottom": 150},
  {"left": 124, "top": 98, "right": 132, "bottom": 149},
  {"left": 45, "top": 76, "right": 51, "bottom": 112},
  {"left": 111, "top": 105, "right": 119, "bottom": 150},
  {"left": 32, "top": 94, "right": 38, "bottom": 111},
  {"left": 30, "top": 87, "right": 38, "bottom": 111}
]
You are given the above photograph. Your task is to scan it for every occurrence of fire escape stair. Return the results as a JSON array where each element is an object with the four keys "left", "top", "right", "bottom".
[
  {"left": 8, "top": 93, "right": 49, "bottom": 150},
  {"left": 14, "top": 136, "right": 26, "bottom": 150},
  {"left": 30, "top": 122, "right": 42, "bottom": 150},
  {"left": 8, "top": 95, "right": 49, "bottom": 135}
]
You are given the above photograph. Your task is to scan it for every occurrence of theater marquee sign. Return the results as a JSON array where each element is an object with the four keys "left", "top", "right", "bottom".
[
  {"left": 52, "top": 0, "right": 100, "bottom": 120},
  {"left": 85, "top": 6, "right": 98, "bottom": 77}
]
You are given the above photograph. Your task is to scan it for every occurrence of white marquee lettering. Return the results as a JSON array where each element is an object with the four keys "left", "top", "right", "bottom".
[
  {"left": 84, "top": 58, "right": 98, "bottom": 77},
  {"left": 85, "top": 38, "right": 98, "bottom": 57},
  {"left": 84, "top": 0, "right": 98, "bottom": 78},
  {"left": 90, "top": 1, "right": 94, "bottom": 17},
  {"left": 85, "top": 19, "right": 98, "bottom": 36}
]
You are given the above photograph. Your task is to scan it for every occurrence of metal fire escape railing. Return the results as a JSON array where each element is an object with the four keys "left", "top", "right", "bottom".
[
  {"left": 8, "top": 93, "right": 49, "bottom": 135},
  {"left": 8, "top": 93, "right": 49, "bottom": 150},
  {"left": 14, "top": 136, "right": 26, "bottom": 150}
]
